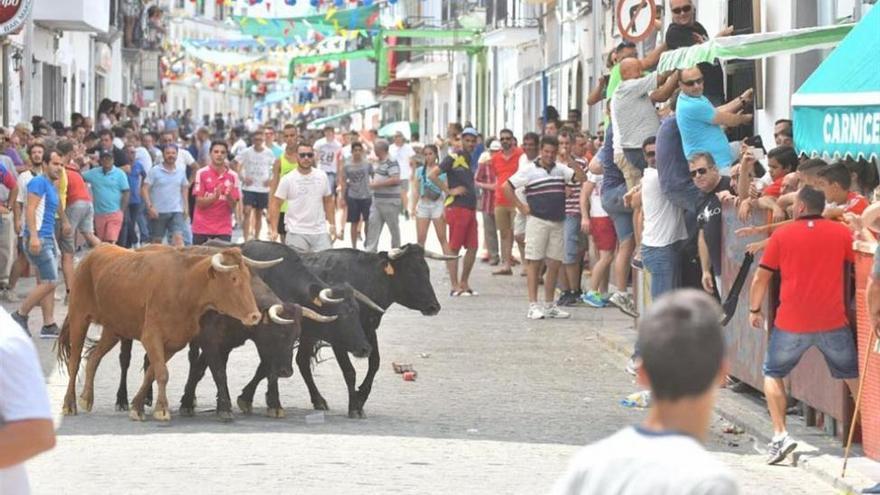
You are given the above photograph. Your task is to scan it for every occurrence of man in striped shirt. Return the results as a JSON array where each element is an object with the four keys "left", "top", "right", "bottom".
[{"left": 504, "top": 135, "right": 586, "bottom": 320}]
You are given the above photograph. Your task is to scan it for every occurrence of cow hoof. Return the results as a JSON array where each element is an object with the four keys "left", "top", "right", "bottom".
[
  {"left": 153, "top": 409, "right": 171, "bottom": 422},
  {"left": 347, "top": 409, "right": 366, "bottom": 419},
  {"left": 237, "top": 397, "right": 253, "bottom": 415},
  {"left": 77, "top": 396, "right": 93, "bottom": 413},
  {"left": 179, "top": 406, "right": 195, "bottom": 417},
  {"left": 129, "top": 409, "right": 146, "bottom": 422},
  {"left": 312, "top": 399, "right": 329, "bottom": 411},
  {"left": 217, "top": 410, "right": 234, "bottom": 422},
  {"left": 266, "top": 407, "right": 286, "bottom": 418},
  {"left": 115, "top": 402, "right": 129, "bottom": 412},
  {"left": 62, "top": 405, "right": 77, "bottom": 416}
]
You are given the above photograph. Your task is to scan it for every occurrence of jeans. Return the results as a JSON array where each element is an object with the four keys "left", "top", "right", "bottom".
[
  {"left": 120, "top": 203, "right": 150, "bottom": 248},
  {"left": 642, "top": 242, "right": 682, "bottom": 301},
  {"left": 0, "top": 212, "right": 14, "bottom": 285},
  {"left": 482, "top": 211, "right": 499, "bottom": 261}
]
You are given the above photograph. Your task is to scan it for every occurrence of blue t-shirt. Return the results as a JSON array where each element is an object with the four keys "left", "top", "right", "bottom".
[
  {"left": 127, "top": 161, "right": 147, "bottom": 205},
  {"left": 83, "top": 166, "right": 130, "bottom": 214},
  {"left": 599, "top": 125, "right": 626, "bottom": 190},
  {"left": 676, "top": 93, "right": 734, "bottom": 169},
  {"left": 145, "top": 164, "right": 189, "bottom": 214},
  {"left": 23, "top": 175, "right": 59, "bottom": 239}
]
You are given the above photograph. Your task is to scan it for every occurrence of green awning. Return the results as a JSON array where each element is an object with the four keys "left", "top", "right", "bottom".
[
  {"left": 792, "top": 7, "right": 880, "bottom": 161},
  {"left": 307, "top": 103, "right": 381, "bottom": 130}
]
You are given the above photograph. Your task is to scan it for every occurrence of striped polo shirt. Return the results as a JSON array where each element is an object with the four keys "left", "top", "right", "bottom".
[
  {"left": 372, "top": 157, "right": 401, "bottom": 201},
  {"left": 507, "top": 159, "right": 575, "bottom": 222}
]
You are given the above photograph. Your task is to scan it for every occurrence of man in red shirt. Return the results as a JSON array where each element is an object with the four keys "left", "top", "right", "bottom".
[
  {"left": 818, "top": 161, "right": 869, "bottom": 218},
  {"left": 749, "top": 186, "right": 859, "bottom": 466},
  {"left": 490, "top": 129, "right": 523, "bottom": 275},
  {"left": 192, "top": 141, "right": 241, "bottom": 244}
]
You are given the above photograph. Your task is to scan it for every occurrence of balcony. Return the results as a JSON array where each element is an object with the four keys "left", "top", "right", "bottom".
[
  {"left": 33, "top": 0, "right": 109, "bottom": 32},
  {"left": 483, "top": 0, "right": 541, "bottom": 48}
]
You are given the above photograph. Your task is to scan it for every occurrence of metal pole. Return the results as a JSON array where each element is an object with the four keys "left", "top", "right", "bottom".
[
  {"left": 2, "top": 42, "right": 9, "bottom": 126},
  {"left": 21, "top": 13, "right": 33, "bottom": 122},
  {"left": 590, "top": 0, "right": 604, "bottom": 131}
]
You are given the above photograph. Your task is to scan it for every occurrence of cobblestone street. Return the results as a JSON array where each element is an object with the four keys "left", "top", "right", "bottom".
[{"left": 12, "top": 224, "right": 838, "bottom": 494}]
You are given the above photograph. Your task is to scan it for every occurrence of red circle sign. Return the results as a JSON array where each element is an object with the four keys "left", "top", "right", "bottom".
[
  {"left": 616, "top": 0, "right": 658, "bottom": 43},
  {"left": 0, "top": 0, "right": 32, "bottom": 37}
]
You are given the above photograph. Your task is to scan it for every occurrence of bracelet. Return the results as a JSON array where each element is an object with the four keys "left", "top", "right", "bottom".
[{"left": 749, "top": 308, "right": 761, "bottom": 314}]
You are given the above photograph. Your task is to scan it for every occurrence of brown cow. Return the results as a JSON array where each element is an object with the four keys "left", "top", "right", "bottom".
[{"left": 58, "top": 244, "right": 272, "bottom": 422}]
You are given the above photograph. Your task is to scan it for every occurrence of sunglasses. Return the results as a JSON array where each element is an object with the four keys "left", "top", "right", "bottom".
[
  {"left": 500, "top": 137, "right": 513, "bottom": 141},
  {"left": 298, "top": 152, "right": 314, "bottom": 158},
  {"left": 689, "top": 167, "right": 709, "bottom": 178},
  {"left": 681, "top": 77, "right": 704, "bottom": 87},
  {"left": 672, "top": 5, "right": 693, "bottom": 14}
]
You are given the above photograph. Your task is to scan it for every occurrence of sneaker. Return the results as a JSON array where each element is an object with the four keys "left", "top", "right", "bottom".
[
  {"left": 766, "top": 434, "right": 798, "bottom": 465},
  {"left": 40, "top": 323, "right": 60, "bottom": 339},
  {"left": 609, "top": 292, "right": 640, "bottom": 318},
  {"left": 581, "top": 291, "right": 607, "bottom": 308},
  {"left": 543, "top": 304, "right": 570, "bottom": 319},
  {"left": 555, "top": 290, "right": 572, "bottom": 307},
  {"left": 11, "top": 311, "right": 29, "bottom": 337},
  {"left": 527, "top": 303, "right": 544, "bottom": 320}
]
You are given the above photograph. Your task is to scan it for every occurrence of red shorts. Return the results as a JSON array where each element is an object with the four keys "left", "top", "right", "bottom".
[
  {"left": 95, "top": 210, "right": 124, "bottom": 243},
  {"left": 590, "top": 216, "right": 617, "bottom": 251},
  {"left": 445, "top": 206, "right": 478, "bottom": 252}
]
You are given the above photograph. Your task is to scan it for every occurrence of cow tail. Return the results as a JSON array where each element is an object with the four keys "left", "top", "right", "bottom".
[{"left": 56, "top": 316, "right": 72, "bottom": 368}]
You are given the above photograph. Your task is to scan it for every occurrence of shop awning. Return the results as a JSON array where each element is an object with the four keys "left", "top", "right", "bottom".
[
  {"left": 792, "top": 7, "right": 880, "bottom": 161},
  {"left": 306, "top": 103, "right": 381, "bottom": 130}
]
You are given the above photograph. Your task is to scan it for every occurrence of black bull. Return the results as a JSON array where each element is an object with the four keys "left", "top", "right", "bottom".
[
  {"left": 238, "top": 243, "right": 446, "bottom": 418},
  {"left": 115, "top": 241, "right": 372, "bottom": 419}
]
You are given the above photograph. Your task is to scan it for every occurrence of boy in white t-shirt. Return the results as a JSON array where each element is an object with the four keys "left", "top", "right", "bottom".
[
  {"left": 0, "top": 308, "right": 56, "bottom": 494},
  {"left": 579, "top": 160, "right": 616, "bottom": 308},
  {"left": 552, "top": 290, "right": 738, "bottom": 495}
]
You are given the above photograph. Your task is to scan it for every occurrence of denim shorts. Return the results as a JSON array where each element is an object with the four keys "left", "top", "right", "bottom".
[
  {"left": 149, "top": 212, "right": 187, "bottom": 241},
  {"left": 763, "top": 327, "right": 859, "bottom": 379},
  {"left": 22, "top": 237, "right": 58, "bottom": 282},
  {"left": 600, "top": 182, "right": 634, "bottom": 241},
  {"left": 563, "top": 214, "right": 586, "bottom": 264}
]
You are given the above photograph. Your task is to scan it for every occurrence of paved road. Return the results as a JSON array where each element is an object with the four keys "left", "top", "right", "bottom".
[{"left": 16, "top": 220, "right": 836, "bottom": 494}]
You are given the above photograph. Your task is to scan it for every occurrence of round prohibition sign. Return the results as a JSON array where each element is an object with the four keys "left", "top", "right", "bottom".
[{"left": 616, "top": 0, "right": 658, "bottom": 43}]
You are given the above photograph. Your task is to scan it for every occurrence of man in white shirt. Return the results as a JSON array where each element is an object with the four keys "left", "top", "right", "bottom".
[
  {"left": 160, "top": 131, "right": 196, "bottom": 246},
  {"left": 0, "top": 307, "right": 56, "bottom": 494},
  {"left": 552, "top": 290, "right": 738, "bottom": 495},
  {"left": 313, "top": 126, "right": 343, "bottom": 197},
  {"left": 234, "top": 127, "right": 276, "bottom": 241},
  {"left": 268, "top": 141, "right": 336, "bottom": 254},
  {"left": 389, "top": 131, "right": 416, "bottom": 216}
]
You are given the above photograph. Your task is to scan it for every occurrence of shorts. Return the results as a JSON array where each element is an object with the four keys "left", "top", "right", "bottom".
[
  {"left": 277, "top": 211, "right": 287, "bottom": 235},
  {"left": 524, "top": 216, "right": 564, "bottom": 262},
  {"left": 54, "top": 218, "right": 75, "bottom": 255},
  {"left": 563, "top": 215, "right": 586, "bottom": 264},
  {"left": 286, "top": 232, "right": 332, "bottom": 254},
  {"left": 326, "top": 172, "right": 338, "bottom": 197},
  {"left": 446, "top": 206, "right": 478, "bottom": 251},
  {"left": 514, "top": 212, "right": 527, "bottom": 237},
  {"left": 242, "top": 191, "right": 269, "bottom": 209},
  {"left": 346, "top": 197, "right": 372, "bottom": 223},
  {"left": 22, "top": 237, "right": 57, "bottom": 282},
  {"left": 193, "top": 233, "right": 232, "bottom": 245},
  {"left": 590, "top": 216, "right": 617, "bottom": 251},
  {"left": 95, "top": 211, "right": 124, "bottom": 243},
  {"left": 416, "top": 198, "right": 444, "bottom": 220},
  {"left": 615, "top": 149, "right": 646, "bottom": 191},
  {"left": 600, "top": 182, "right": 634, "bottom": 241},
  {"left": 495, "top": 205, "right": 516, "bottom": 232},
  {"left": 763, "top": 327, "right": 859, "bottom": 379},
  {"left": 67, "top": 200, "right": 95, "bottom": 235},
  {"left": 149, "top": 212, "right": 187, "bottom": 241}
]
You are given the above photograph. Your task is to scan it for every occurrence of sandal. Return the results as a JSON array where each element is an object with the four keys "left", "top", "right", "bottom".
[
  {"left": 450, "top": 290, "right": 463, "bottom": 297},
  {"left": 460, "top": 289, "right": 479, "bottom": 297},
  {"left": 492, "top": 268, "right": 513, "bottom": 276}
]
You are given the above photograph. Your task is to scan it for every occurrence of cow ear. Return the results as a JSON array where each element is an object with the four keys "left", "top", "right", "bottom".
[{"left": 383, "top": 262, "right": 395, "bottom": 277}]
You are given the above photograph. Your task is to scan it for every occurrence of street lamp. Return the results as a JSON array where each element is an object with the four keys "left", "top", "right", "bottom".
[{"left": 11, "top": 50, "right": 22, "bottom": 72}]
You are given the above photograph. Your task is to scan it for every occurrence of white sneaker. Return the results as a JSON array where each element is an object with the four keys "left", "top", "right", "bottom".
[
  {"left": 543, "top": 304, "right": 571, "bottom": 319},
  {"left": 527, "top": 303, "right": 544, "bottom": 320}
]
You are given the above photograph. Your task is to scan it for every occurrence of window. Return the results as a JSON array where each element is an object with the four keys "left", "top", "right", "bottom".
[
  {"left": 725, "top": 0, "right": 761, "bottom": 141},
  {"left": 176, "top": 0, "right": 185, "bottom": 8},
  {"left": 197, "top": 0, "right": 206, "bottom": 17}
]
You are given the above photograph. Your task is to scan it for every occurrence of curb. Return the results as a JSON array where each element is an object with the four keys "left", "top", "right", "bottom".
[{"left": 592, "top": 325, "right": 876, "bottom": 495}]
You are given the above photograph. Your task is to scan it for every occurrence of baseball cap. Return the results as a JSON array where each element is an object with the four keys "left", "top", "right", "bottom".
[
  {"left": 489, "top": 140, "right": 502, "bottom": 151},
  {"left": 461, "top": 127, "right": 479, "bottom": 137}
]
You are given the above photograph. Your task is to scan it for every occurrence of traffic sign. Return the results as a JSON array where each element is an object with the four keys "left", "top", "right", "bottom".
[
  {"left": 0, "top": 0, "right": 32, "bottom": 37},
  {"left": 616, "top": 0, "right": 658, "bottom": 43}
]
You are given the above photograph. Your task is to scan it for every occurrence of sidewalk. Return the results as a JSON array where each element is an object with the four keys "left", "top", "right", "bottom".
[{"left": 592, "top": 308, "right": 880, "bottom": 494}]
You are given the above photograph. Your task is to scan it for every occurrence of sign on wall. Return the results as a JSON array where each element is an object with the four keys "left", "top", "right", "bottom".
[
  {"left": 0, "top": 0, "right": 32, "bottom": 37},
  {"left": 616, "top": 0, "right": 659, "bottom": 43}
]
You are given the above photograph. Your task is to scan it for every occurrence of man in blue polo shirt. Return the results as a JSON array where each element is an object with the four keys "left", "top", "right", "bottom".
[
  {"left": 83, "top": 151, "right": 130, "bottom": 244},
  {"left": 10, "top": 148, "right": 64, "bottom": 338},
  {"left": 676, "top": 66, "right": 753, "bottom": 171}
]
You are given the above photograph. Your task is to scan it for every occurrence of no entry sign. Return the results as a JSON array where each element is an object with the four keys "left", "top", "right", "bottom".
[
  {"left": 0, "top": 0, "right": 32, "bottom": 37},
  {"left": 616, "top": 0, "right": 658, "bottom": 43}
]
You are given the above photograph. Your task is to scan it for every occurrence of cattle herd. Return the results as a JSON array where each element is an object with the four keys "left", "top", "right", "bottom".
[{"left": 56, "top": 241, "right": 451, "bottom": 422}]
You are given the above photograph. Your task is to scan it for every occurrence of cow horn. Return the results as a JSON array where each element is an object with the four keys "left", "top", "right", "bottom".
[
  {"left": 318, "top": 288, "right": 343, "bottom": 304},
  {"left": 424, "top": 250, "right": 459, "bottom": 261},
  {"left": 268, "top": 304, "right": 297, "bottom": 325},
  {"left": 301, "top": 306, "right": 338, "bottom": 323},
  {"left": 352, "top": 288, "right": 385, "bottom": 314},
  {"left": 242, "top": 256, "right": 284, "bottom": 269},
  {"left": 210, "top": 253, "right": 239, "bottom": 272},
  {"left": 387, "top": 248, "right": 406, "bottom": 260}
]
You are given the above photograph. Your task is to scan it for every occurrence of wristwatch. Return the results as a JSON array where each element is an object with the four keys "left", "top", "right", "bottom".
[{"left": 749, "top": 308, "right": 761, "bottom": 314}]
